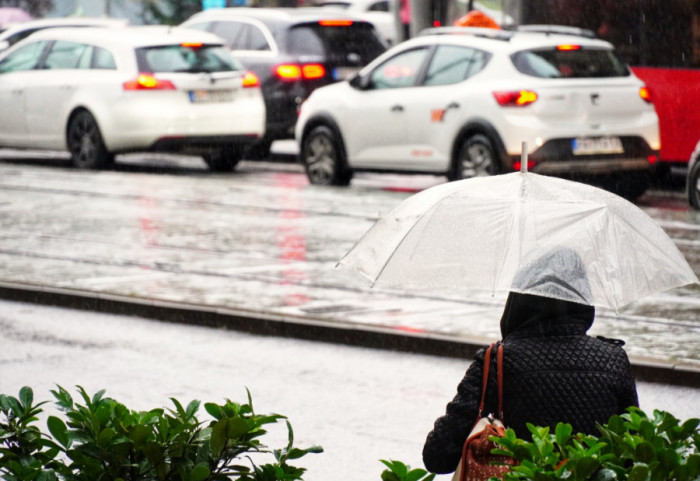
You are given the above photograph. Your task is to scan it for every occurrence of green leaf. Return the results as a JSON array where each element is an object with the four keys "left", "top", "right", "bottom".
[
  {"left": 190, "top": 463, "right": 211, "bottom": 481},
  {"left": 47, "top": 416, "right": 70, "bottom": 448},
  {"left": 574, "top": 457, "right": 600, "bottom": 481},
  {"left": 555, "top": 423, "right": 573, "bottom": 447},
  {"left": 635, "top": 442, "right": 654, "bottom": 463},
  {"left": 405, "top": 468, "right": 429, "bottom": 481},
  {"left": 211, "top": 420, "right": 227, "bottom": 457},
  {"left": 628, "top": 464, "right": 650, "bottom": 481},
  {"left": 204, "top": 403, "right": 222, "bottom": 420},
  {"left": 19, "top": 386, "right": 33, "bottom": 410}
]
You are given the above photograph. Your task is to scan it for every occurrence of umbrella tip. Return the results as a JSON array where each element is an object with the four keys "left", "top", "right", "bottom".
[{"left": 521, "top": 141, "right": 528, "bottom": 173}]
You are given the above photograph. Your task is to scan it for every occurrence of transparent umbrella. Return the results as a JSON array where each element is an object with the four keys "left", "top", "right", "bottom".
[{"left": 338, "top": 158, "right": 698, "bottom": 311}]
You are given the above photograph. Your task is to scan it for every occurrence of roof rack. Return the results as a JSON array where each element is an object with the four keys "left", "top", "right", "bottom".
[
  {"left": 419, "top": 26, "right": 514, "bottom": 41},
  {"left": 507, "top": 24, "right": 596, "bottom": 38}
]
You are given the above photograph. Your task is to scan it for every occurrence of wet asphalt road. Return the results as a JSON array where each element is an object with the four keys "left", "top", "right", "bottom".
[{"left": 0, "top": 148, "right": 698, "bottom": 370}]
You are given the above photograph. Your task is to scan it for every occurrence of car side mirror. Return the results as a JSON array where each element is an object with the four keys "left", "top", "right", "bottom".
[
  {"left": 0, "top": 40, "right": 10, "bottom": 52},
  {"left": 349, "top": 72, "right": 371, "bottom": 90}
]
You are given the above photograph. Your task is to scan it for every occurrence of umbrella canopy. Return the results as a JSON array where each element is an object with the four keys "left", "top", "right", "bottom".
[
  {"left": 0, "top": 7, "right": 31, "bottom": 27},
  {"left": 338, "top": 171, "right": 698, "bottom": 311}
]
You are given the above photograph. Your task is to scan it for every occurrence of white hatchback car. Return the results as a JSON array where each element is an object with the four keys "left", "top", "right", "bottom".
[
  {"left": 0, "top": 25, "right": 265, "bottom": 171},
  {"left": 296, "top": 26, "right": 660, "bottom": 198}
]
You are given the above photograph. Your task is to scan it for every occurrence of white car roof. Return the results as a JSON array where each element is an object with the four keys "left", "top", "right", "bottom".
[
  {"left": 15, "top": 25, "right": 227, "bottom": 49},
  {"left": 184, "top": 7, "right": 368, "bottom": 24},
  {"left": 409, "top": 27, "right": 615, "bottom": 53},
  {"left": 0, "top": 16, "right": 129, "bottom": 40}
]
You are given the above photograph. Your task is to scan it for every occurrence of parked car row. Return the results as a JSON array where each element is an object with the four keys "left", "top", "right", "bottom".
[{"left": 0, "top": 11, "right": 687, "bottom": 204}]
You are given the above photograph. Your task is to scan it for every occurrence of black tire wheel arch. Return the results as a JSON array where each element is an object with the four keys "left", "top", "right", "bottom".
[
  {"left": 449, "top": 132, "right": 499, "bottom": 181},
  {"left": 203, "top": 144, "right": 241, "bottom": 172},
  {"left": 67, "top": 110, "right": 113, "bottom": 169},
  {"left": 301, "top": 124, "right": 352, "bottom": 186}
]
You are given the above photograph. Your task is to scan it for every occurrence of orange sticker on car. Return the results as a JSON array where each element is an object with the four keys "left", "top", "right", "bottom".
[{"left": 431, "top": 109, "right": 446, "bottom": 122}]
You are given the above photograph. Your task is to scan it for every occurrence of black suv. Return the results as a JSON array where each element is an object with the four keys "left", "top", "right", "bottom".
[{"left": 181, "top": 8, "right": 388, "bottom": 159}]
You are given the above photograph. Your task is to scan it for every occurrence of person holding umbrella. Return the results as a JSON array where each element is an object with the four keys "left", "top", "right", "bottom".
[{"left": 421, "top": 247, "right": 639, "bottom": 475}]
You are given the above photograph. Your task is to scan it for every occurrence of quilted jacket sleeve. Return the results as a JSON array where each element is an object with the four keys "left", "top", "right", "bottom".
[{"left": 422, "top": 349, "right": 486, "bottom": 474}]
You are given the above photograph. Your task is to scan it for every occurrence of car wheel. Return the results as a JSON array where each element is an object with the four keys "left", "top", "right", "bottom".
[
  {"left": 203, "top": 145, "right": 241, "bottom": 172},
  {"left": 450, "top": 134, "right": 497, "bottom": 181},
  {"left": 608, "top": 171, "right": 651, "bottom": 201},
  {"left": 302, "top": 125, "right": 351, "bottom": 186},
  {"left": 67, "top": 110, "right": 113, "bottom": 169},
  {"left": 688, "top": 158, "right": 700, "bottom": 209}
]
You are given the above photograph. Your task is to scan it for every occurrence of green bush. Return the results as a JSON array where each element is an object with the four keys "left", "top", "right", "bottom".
[
  {"left": 0, "top": 386, "right": 322, "bottom": 481},
  {"left": 491, "top": 407, "right": 699, "bottom": 481}
]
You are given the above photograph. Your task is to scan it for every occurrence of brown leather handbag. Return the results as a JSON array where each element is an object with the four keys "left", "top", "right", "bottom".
[{"left": 452, "top": 343, "right": 517, "bottom": 481}]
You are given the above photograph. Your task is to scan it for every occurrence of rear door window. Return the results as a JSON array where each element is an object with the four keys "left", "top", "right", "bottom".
[
  {"left": 511, "top": 47, "right": 630, "bottom": 78},
  {"left": 423, "top": 45, "right": 491, "bottom": 86},
  {"left": 287, "top": 22, "right": 386, "bottom": 64},
  {"left": 136, "top": 44, "right": 239, "bottom": 73},
  {"left": 44, "top": 41, "right": 91, "bottom": 69}
]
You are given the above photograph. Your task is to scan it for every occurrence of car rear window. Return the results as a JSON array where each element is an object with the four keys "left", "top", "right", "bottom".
[
  {"left": 510, "top": 47, "right": 630, "bottom": 78},
  {"left": 135, "top": 44, "right": 239, "bottom": 73},
  {"left": 287, "top": 22, "right": 386, "bottom": 64}
]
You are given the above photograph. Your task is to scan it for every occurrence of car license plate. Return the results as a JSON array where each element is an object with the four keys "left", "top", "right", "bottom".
[
  {"left": 572, "top": 137, "right": 624, "bottom": 155},
  {"left": 333, "top": 67, "right": 359, "bottom": 80},
  {"left": 189, "top": 89, "right": 234, "bottom": 103}
]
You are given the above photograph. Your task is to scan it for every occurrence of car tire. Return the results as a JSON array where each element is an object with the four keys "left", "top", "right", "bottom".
[
  {"left": 302, "top": 125, "right": 352, "bottom": 186},
  {"left": 203, "top": 145, "right": 241, "bottom": 172},
  {"left": 449, "top": 134, "right": 498, "bottom": 181},
  {"left": 688, "top": 157, "right": 700, "bottom": 210},
  {"left": 607, "top": 171, "right": 651, "bottom": 201},
  {"left": 67, "top": 110, "right": 114, "bottom": 169}
]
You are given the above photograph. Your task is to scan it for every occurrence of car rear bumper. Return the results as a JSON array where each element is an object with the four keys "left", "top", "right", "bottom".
[
  {"left": 515, "top": 137, "right": 658, "bottom": 175},
  {"left": 148, "top": 135, "right": 262, "bottom": 155}
]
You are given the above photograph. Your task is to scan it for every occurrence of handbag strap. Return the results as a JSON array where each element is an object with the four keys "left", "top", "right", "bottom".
[{"left": 477, "top": 342, "right": 505, "bottom": 419}]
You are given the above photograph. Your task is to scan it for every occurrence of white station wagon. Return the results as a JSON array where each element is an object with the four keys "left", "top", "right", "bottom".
[
  {"left": 296, "top": 26, "right": 660, "bottom": 198},
  {"left": 0, "top": 25, "right": 265, "bottom": 171}
]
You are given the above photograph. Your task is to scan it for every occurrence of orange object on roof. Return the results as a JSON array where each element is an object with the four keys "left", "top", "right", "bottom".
[{"left": 453, "top": 10, "right": 500, "bottom": 29}]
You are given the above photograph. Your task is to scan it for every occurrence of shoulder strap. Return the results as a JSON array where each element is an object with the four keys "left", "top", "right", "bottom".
[
  {"left": 477, "top": 344, "right": 494, "bottom": 418},
  {"left": 496, "top": 342, "right": 504, "bottom": 420}
]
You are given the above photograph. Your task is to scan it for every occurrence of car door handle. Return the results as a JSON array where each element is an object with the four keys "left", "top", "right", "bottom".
[
  {"left": 391, "top": 104, "right": 404, "bottom": 112},
  {"left": 446, "top": 102, "right": 460, "bottom": 110}
]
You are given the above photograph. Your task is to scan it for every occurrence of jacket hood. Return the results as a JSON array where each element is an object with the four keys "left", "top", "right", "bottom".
[{"left": 500, "top": 247, "right": 595, "bottom": 339}]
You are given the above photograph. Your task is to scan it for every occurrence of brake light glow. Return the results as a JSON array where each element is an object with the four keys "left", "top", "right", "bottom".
[
  {"left": 123, "top": 73, "right": 175, "bottom": 90},
  {"left": 513, "top": 159, "right": 536, "bottom": 171},
  {"left": 493, "top": 90, "right": 538, "bottom": 107},
  {"left": 242, "top": 71, "right": 260, "bottom": 88},
  {"left": 647, "top": 154, "right": 658, "bottom": 165},
  {"left": 556, "top": 44, "right": 581, "bottom": 51},
  {"left": 319, "top": 19, "right": 353, "bottom": 26},
  {"left": 275, "top": 64, "right": 326, "bottom": 81},
  {"left": 433, "top": 20, "right": 441, "bottom": 27},
  {"left": 639, "top": 86, "right": 652, "bottom": 103},
  {"left": 302, "top": 64, "right": 325, "bottom": 79},
  {"left": 181, "top": 42, "right": 203, "bottom": 48}
]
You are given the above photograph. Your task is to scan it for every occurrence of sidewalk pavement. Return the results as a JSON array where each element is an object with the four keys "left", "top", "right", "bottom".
[{"left": 1, "top": 277, "right": 698, "bottom": 388}]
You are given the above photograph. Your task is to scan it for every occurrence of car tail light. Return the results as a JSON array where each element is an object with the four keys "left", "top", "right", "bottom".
[
  {"left": 513, "top": 159, "right": 536, "bottom": 171},
  {"left": 123, "top": 73, "right": 175, "bottom": 90},
  {"left": 302, "top": 64, "right": 325, "bottom": 79},
  {"left": 319, "top": 19, "right": 353, "bottom": 26},
  {"left": 493, "top": 90, "right": 538, "bottom": 107},
  {"left": 639, "top": 86, "right": 652, "bottom": 103},
  {"left": 275, "top": 64, "right": 326, "bottom": 81},
  {"left": 242, "top": 71, "right": 260, "bottom": 88},
  {"left": 556, "top": 44, "right": 581, "bottom": 51},
  {"left": 647, "top": 154, "right": 658, "bottom": 165}
]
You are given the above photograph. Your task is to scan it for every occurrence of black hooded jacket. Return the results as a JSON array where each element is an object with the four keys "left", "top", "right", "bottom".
[{"left": 422, "top": 292, "right": 639, "bottom": 475}]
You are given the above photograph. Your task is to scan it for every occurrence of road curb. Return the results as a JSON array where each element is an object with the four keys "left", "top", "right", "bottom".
[{"left": 1, "top": 281, "right": 698, "bottom": 388}]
